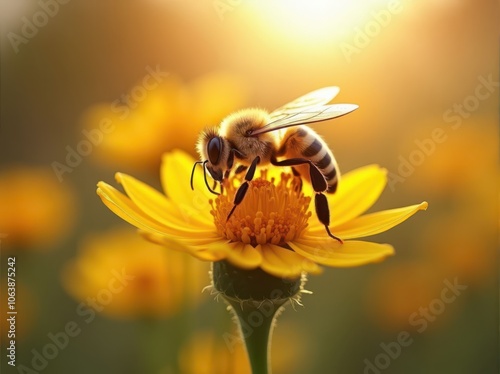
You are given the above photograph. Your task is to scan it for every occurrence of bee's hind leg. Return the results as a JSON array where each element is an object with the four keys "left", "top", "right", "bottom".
[
  {"left": 226, "top": 156, "right": 260, "bottom": 221},
  {"left": 270, "top": 156, "right": 343, "bottom": 244},
  {"left": 314, "top": 193, "right": 343, "bottom": 243}
]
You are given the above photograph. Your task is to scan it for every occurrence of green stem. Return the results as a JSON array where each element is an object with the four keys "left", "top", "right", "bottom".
[
  {"left": 225, "top": 297, "right": 286, "bottom": 374},
  {"left": 211, "top": 261, "right": 304, "bottom": 374}
]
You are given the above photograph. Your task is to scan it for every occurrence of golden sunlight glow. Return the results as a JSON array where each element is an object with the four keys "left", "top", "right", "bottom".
[{"left": 247, "top": 0, "right": 394, "bottom": 43}]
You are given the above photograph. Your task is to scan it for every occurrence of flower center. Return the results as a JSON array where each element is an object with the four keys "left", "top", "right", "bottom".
[{"left": 210, "top": 171, "right": 311, "bottom": 246}]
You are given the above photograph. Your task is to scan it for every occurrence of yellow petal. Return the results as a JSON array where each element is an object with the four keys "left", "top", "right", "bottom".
[
  {"left": 329, "top": 164, "right": 387, "bottom": 226},
  {"left": 256, "top": 244, "right": 322, "bottom": 278},
  {"left": 139, "top": 229, "right": 203, "bottom": 253},
  {"left": 332, "top": 201, "right": 429, "bottom": 239},
  {"left": 140, "top": 230, "right": 227, "bottom": 261},
  {"left": 161, "top": 149, "right": 214, "bottom": 205},
  {"left": 97, "top": 175, "right": 214, "bottom": 238},
  {"left": 97, "top": 182, "right": 172, "bottom": 235},
  {"left": 289, "top": 240, "right": 394, "bottom": 267},
  {"left": 222, "top": 242, "right": 262, "bottom": 270},
  {"left": 97, "top": 181, "right": 213, "bottom": 238},
  {"left": 116, "top": 172, "right": 212, "bottom": 229},
  {"left": 138, "top": 229, "right": 223, "bottom": 248}
]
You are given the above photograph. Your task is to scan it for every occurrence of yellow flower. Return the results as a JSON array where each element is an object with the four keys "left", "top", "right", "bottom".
[
  {"left": 97, "top": 150, "right": 427, "bottom": 279},
  {"left": 420, "top": 213, "right": 497, "bottom": 286},
  {"left": 177, "top": 329, "right": 250, "bottom": 374},
  {"left": 366, "top": 262, "right": 443, "bottom": 331},
  {"left": 0, "top": 167, "right": 76, "bottom": 249},
  {"left": 177, "top": 323, "right": 306, "bottom": 374},
  {"left": 62, "top": 227, "right": 209, "bottom": 319},
  {"left": 399, "top": 117, "right": 496, "bottom": 197},
  {"left": 81, "top": 72, "right": 248, "bottom": 172}
]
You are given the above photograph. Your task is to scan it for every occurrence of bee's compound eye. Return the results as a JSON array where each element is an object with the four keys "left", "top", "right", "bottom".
[{"left": 207, "top": 137, "right": 221, "bottom": 165}]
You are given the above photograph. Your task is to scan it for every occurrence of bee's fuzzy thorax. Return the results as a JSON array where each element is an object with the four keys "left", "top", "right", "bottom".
[{"left": 219, "top": 108, "right": 269, "bottom": 136}]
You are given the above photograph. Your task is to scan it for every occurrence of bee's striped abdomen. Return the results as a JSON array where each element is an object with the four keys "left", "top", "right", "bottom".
[{"left": 280, "top": 126, "right": 340, "bottom": 193}]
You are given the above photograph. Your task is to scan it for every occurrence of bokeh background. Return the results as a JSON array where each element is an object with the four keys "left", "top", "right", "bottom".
[{"left": 1, "top": 1, "right": 498, "bottom": 373}]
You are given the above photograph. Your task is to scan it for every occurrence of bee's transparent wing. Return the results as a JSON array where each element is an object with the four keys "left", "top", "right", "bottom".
[
  {"left": 250, "top": 87, "right": 356, "bottom": 136},
  {"left": 250, "top": 103, "right": 358, "bottom": 136},
  {"left": 269, "top": 86, "right": 340, "bottom": 117}
]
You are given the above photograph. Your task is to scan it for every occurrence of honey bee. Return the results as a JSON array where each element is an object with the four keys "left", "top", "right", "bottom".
[{"left": 191, "top": 87, "right": 358, "bottom": 242}]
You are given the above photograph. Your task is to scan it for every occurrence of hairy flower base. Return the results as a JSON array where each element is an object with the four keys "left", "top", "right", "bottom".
[
  {"left": 210, "top": 260, "right": 308, "bottom": 374},
  {"left": 211, "top": 260, "right": 304, "bottom": 301},
  {"left": 211, "top": 172, "right": 311, "bottom": 246}
]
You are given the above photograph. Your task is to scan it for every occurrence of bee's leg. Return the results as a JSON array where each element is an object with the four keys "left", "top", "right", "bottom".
[
  {"left": 213, "top": 179, "right": 224, "bottom": 195},
  {"left": 226, "top": 156, "right": 260, "bottom": 221},
  {"left": 234, "top": 165, "right": 248, "bottom": 175},
  {"left": 314, "top": 193, "right": 343, "bottom": 243},
  {"left": 291, "top": 167, "right": 303, "bottom": 192},
  {"left": 223, "top": 148, "right": 245, "bottom": 195},
  {"left": 221, "top": 169, "right": 233, "bottom": 195},
  {"left": 270, "top": 156, "right": 342, "bottom": 243},
  {"left": 221, "top": 166, "right": 248, "bottom": 195}
]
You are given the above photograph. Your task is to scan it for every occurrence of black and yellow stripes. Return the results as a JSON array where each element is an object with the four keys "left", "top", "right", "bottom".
[{"left": 280, "top": 126, "right": 339, "bottom": 193}]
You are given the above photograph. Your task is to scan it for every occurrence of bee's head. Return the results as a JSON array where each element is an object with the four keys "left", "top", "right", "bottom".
[{"left": 196, "top": 128, "right": 229, "bottom": 182}]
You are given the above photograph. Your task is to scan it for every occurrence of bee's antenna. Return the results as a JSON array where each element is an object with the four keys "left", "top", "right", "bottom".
[
  {"left": 190, "top": 161, "right": 204, "bottom": 190},
  {"left": 202, "top": 160, "right": 220, "bottom": 196}
]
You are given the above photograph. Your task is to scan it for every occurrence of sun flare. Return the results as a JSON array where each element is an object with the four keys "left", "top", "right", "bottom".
[{"left": 247, "top": 0, "right": 392, "bottom": 43}]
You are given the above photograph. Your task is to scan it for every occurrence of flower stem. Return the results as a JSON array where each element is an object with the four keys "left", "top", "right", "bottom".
[
  {"left": 211, "top": 260, "right": 304, "bottom": 374},
  {"left": 225, "top": 296, "right": 285, "bottom": 374}
]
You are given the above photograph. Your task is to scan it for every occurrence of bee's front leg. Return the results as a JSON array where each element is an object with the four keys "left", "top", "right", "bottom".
[
  {"left": 234, "top": 165, "right": 248, "bottom": 175},
  {"left": 226, "top": 156, "right": 260, "bottom": 221}
]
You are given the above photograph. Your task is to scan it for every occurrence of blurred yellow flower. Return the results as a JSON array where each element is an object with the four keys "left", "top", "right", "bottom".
[
  {"left": 62, "top": 227, "right": 209, "bottom": 319},
  {"left": 398, "top": 117, "right": 496, "bottom": 197},
  {"left": 0, "top": 167, "right": 76, "bottom": 249},
  {"left": 366, "top": 262, "right": 443, "bottom": 331},
  {"left": 81, "top": 71, "right": 248, "bottom": 172},
  {"left": 177, "top": 324, "right": 305, "bottom": 374},
  {"left": 178, "top": 330, "right": 250, "bottom": 374},
  {"left": 398, "top": 118, "right": 497, "bottom": 287},
  {"left": 420, "top": 214, "right": 497, "bottom": 286},
  {"left": 97, "top": 150, "right": 427, "bottom": 279}
]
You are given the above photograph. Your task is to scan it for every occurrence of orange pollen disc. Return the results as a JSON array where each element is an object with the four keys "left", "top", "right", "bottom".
[{"left": 210, "top": 171, "right": 311, "bottom": 246}]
